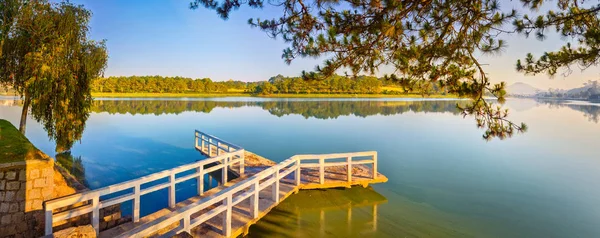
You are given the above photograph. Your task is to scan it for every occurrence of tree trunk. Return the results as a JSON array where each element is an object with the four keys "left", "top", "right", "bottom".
[{"left": 19, "top": 94, "right": 30, "bottom": 134}]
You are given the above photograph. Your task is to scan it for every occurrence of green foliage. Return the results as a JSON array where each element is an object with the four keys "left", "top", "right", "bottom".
[
  {"left": 90, "top": 74, "right": 444, "bottom": 96},
  {"left": 0, "top": 0, "right": 108, "bottom": 152},
  {"left": 191, "top": 0, "right": 526, "bottom": 140},
  {"left": 515, "top": 0, "right": 600, "bottom": 76}
]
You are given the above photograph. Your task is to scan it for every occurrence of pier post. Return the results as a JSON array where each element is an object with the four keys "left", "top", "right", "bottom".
[
  {"left": 45, "top": 209, "right": 53, "bottom": 235},
  {"left": 169, "top": 172, "right": 176, "bottom": 208},
  {"left": 133, "top": 184, "right": 140, "bottom": 222},
  {"left": 183, "top": 216, "right": 191, "bottom": 233},
  {"left": 272, "top": 169, "right": 280, "bottom": 202},
  {"left": 195, "top": 131, "right": 198, "bottom": 148},
  {"left": 251, "top": 181, "right": 259, "bottom": 218},
  {"left": 319, "top": 157, "right": 325, "bottom": 184},
  {"left": 208, "top": 141, "right": 212, "bottom": 156},
  {"left": 222, "top": 156, "right": 228, "bottom": 185},
  {"left": 295, "top": 160, "right": 301, "bottom": 186},
  {"left": 372, "top": 153, "right": 378, "bottom": 179},
  {"left": 92, "top": 197, "right": 99, "bottom": 235},
  {"left": 239, "top": 151, "right": 245, "bottom": 175},
  {"left": 197, "top": 166, "right": 204, "bottom": 195},
  {"left": 347, "top": 156, "right": 352, "bottom": 183},
  {"left": 223, "top": 195, "right": 232, "bottom": 237}
]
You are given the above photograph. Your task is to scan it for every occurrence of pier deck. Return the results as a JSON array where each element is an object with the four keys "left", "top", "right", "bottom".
[{"left": 43, "top": 131, "right": 387, "bottom": 237}]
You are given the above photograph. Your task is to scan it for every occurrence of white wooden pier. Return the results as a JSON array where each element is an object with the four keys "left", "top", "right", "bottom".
[{"left": 43, "top": 130, "right": 387, "bottom": 237}]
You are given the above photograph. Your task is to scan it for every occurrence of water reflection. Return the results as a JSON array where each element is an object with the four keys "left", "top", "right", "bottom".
[
  {"left": 248, "top": 186, "right": 387, "bottom": 237},
  {"left": 535, "top": 99, "right": 600, "bottom": 123},
  {"left": 55, "top": 152, "right": 87, "bottom": 187},
  {"left": 90, "top": 99, "right": 465, "bottom": 118}
]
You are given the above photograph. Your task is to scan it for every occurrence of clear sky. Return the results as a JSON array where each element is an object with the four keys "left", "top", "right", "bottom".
[{"left": 71, "top": 0, "right": 599, "bottom": 90}]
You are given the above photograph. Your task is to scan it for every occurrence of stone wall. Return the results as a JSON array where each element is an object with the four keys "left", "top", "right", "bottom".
[
  {"left": 0, "top": 158, "right": 131, "bottom": 237},
  {"left": 0, "top": 158, "right": 61, "bottom": 237}
]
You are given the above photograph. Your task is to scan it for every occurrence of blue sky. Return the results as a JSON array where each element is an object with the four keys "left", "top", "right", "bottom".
[{"left": 72, "top": 0, "right": 599, "bottom": 89}]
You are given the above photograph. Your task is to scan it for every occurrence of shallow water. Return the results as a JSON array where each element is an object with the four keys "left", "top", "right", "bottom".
[{"left": 1, "top": 97, "right": 599, "bottom": 237}]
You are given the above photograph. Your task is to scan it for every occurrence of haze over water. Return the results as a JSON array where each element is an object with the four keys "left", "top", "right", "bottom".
[{"left": 1, "top": 97, "right": 599, "bottom": 237}]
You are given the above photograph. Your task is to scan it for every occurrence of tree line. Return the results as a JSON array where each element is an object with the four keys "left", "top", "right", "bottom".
[{"left": 91, "top": 74, "right": 448, "bottom": 95}]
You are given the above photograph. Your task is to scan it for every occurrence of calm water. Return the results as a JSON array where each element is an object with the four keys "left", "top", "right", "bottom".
[{"left": 1, "top": 97, "right": 600, "bottom": 237}]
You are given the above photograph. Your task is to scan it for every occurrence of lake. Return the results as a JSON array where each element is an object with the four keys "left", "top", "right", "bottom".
[{"left": 1, "top": 97, "right": 600, "bottom": 237}]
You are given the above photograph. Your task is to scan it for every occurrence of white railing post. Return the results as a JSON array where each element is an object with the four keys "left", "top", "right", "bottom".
[
  {"left": 194, "top": 131, "right": 198, "bottom": 148},
  {"left": 92, "top": 197, "right": 100, "bottom": 234},
  {"left": 201, "top": 135, "right": 206, "bottom": 152},
  {"left": 251, "top": 181, "right": 259, "bottom": 218},
  {"left": 319, "top": 157, "right": 325, "bottom": 184},
  {"left": 183, "top": 215, "right": 191, "bottom": 233},
  {"left": 44, "top": 207, "right": 53, "bottom": 235},
  {"left": 208, "top": 140, "right": 212, "bottom": 157},
  {"left": 272, "top": 169, "right": 280, "bottom": 203},
  {"left": 197, "top": 166, "right": 204, "bottom": 196},
  {"left": 295, "top": 159, "right": 301, "bottom": 186},
  {"left": 221, "top": 156, "right": 228, "bottom": 185},
  {"left": 347, "top": 156, "right": 352, "bottom": 183},
  {"left": 134, "top": 184, "right": 140, "bottom": 222},
  {"left": 372, "top": 152, "right": 378, "bottom": 179},
  {"left": 223, "top": 195, "right": 232, "bottom": 237},
  {"left": 239, "top": 151, "right": 245, "bottom": 175},
  {"left": 169, "top": 172, "right": 176, "bottom": 208}
]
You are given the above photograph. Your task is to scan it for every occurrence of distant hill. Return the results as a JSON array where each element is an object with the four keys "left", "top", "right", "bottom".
[{"left": 507, "top": 82, "right": 540, "bottom": 96}]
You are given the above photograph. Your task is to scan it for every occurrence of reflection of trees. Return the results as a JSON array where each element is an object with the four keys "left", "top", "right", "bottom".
[
  {"left": 536, "top": 99, "right": 600, "bottom": 123},
  {"left": 249, "top": 186, "right": 387, "bottom": 237},
  {"left": 55, "top": 152, "right": 87, "bottom": 186},
  {"left": 90, "top": 100, "right": 465, "bottom": 119}
]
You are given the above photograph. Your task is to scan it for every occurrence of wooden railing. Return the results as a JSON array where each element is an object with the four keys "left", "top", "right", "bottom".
[
  {"left": 44, "top": 132, "right": 245, "bottom": 236},
  {"left": 118, "top": 151, "right": 378, "bottom": 237}
]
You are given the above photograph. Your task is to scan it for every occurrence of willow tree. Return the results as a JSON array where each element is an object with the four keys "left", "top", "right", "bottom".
[{"left": 0, "top": 0, "right": 107, "bottom": 152}]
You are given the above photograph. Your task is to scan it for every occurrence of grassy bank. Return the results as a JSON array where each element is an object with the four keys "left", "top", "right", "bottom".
[
  {"left": 91, "top": 92, "right": 459, "bottom": 99},
  {"left": 0, "top": 120, "right": 48, "bottom": 163}
]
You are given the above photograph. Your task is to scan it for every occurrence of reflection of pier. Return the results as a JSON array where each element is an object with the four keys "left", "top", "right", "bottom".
[{"left": 43, "top": 131, "right": 388, "bottom": 237}]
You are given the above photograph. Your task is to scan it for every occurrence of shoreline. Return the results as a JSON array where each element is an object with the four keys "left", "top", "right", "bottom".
[{"left": 91, "top": 92, "right": 459, "bottom": 99}]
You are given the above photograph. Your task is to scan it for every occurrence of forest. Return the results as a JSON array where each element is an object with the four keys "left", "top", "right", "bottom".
[{"left": 90, "top": 74, "right": 448, "bottom": 95}]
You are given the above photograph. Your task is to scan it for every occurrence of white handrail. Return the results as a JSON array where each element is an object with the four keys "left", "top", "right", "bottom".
[
  {"left": 120, "top": 151, "right": 378, "bottom": 237},
  {"left": 44, "top": 131, "right": 246, "bottom": 236}
]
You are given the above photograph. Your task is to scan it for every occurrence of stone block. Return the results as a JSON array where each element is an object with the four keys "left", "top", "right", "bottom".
[
  {"left": 42, "top": 168, "right": 53, "bottom": 177},
  {"left": 19, "top": 201, "right": 25, "bottom": 212},
  {"left": 42, "top": 188, "right": 53, "bottom": 199},
  {"left": 33, "top": 178, "right": 45, "bottom": 188},
  {"left": 1, "top": 214, "right": 11, "bottom": 225},
  {"left": 5, "top": 191, "right": 15, "bottom": 201},
  {"left": 9, "top": 203, "right": 19, "bottom": 212},
  {"left": 11, "top": 212, "right": 23, "bottom": 222},
  {"left": 29, "top": 189, "right": 41, "bottom": 199},
  {"left": 16, "top": 189, "right": 25, "bottom": 200},
  {"left": 0, "top": 191, "right": 4, "bottom": 201},
  {"left": 19, "top": 169, "right": 26, "bottom": 181},
  {"left": 26, "top": 181, "right": 32, "bottom": 190},
  {"left": 6, "top": 181, "right": 20, "bottom": 190},
  {"left": 6, "top": 171, "right": 16, "bottom": 180},
  {"left": 0, "top": 171, "right": 4, "bottom": 179},
  {"left": 32, "top": 199, "right": 43, "bottom": 210},
  {"left": 0, "top": 202, "right": 9, "bottom": 212},
  {"left": 29, "top": 169, "right": 40, "bottom": 179},
  {"left": 0, "top": 180, "right": 5, "bottom": 190}
]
